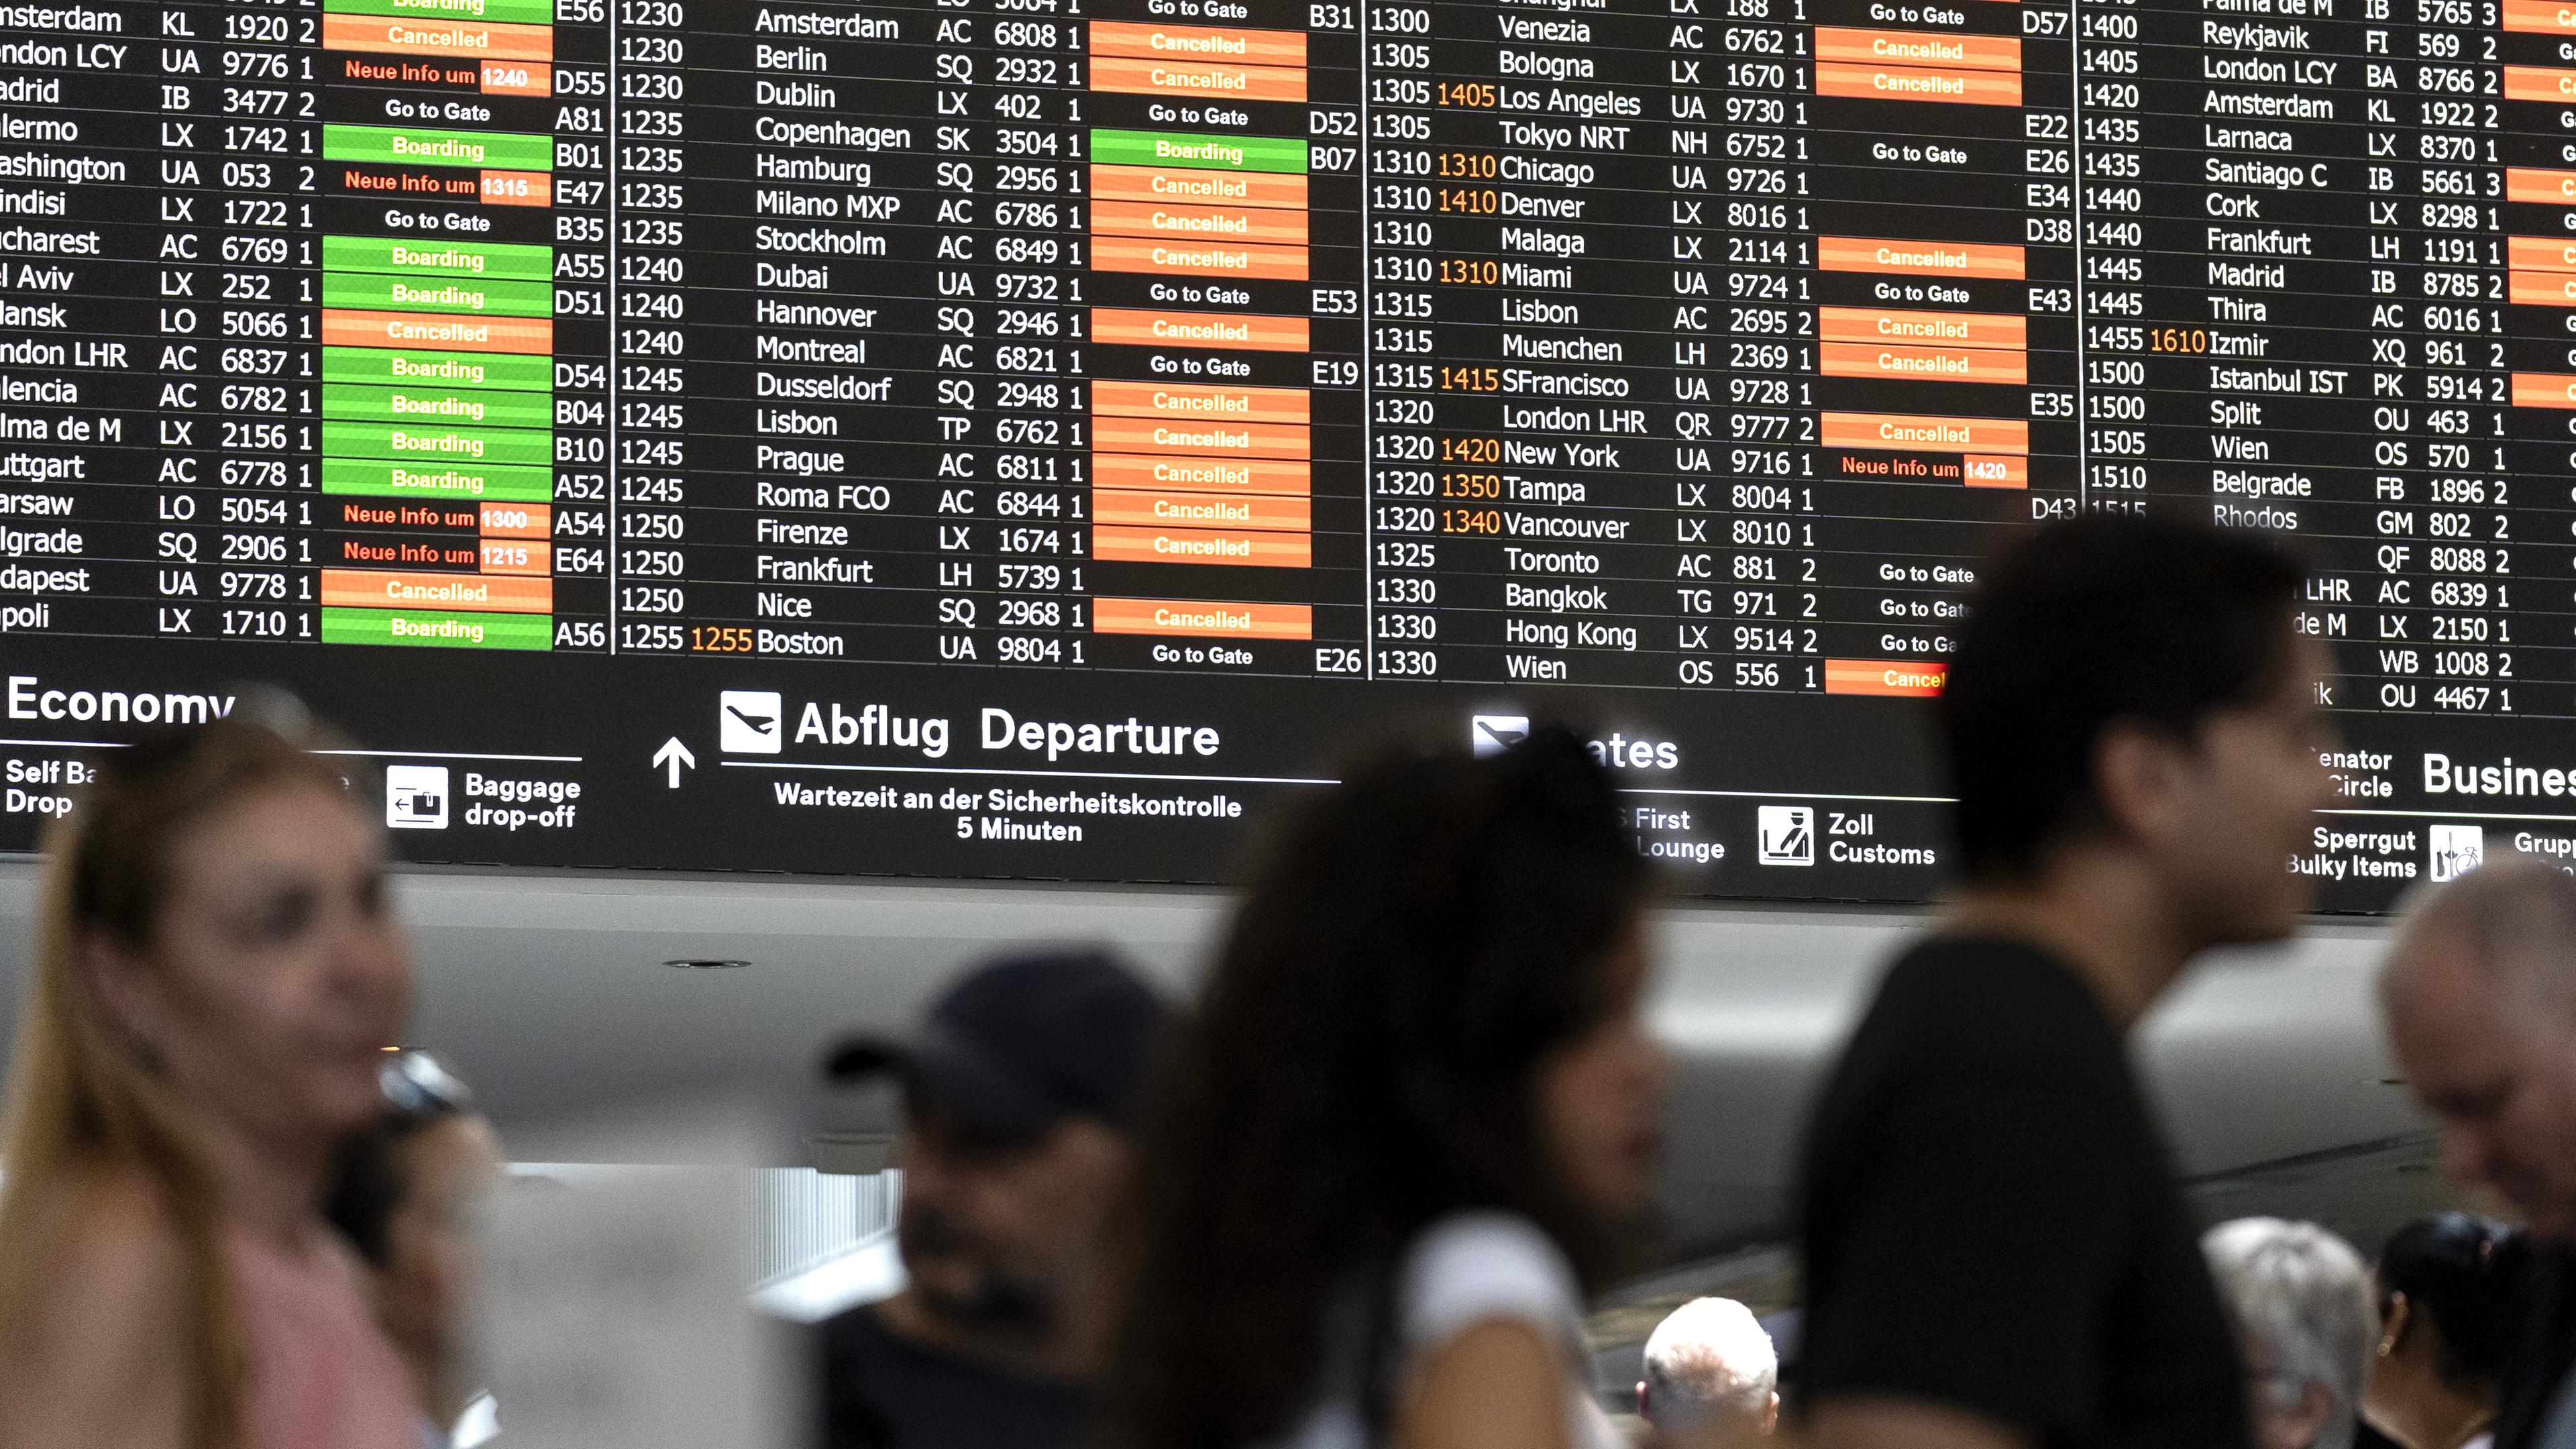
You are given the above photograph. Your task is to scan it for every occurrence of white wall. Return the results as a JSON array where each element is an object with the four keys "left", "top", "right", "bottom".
[{"left": 0, "top": 862, "right": 2424, "bottom": 1258}]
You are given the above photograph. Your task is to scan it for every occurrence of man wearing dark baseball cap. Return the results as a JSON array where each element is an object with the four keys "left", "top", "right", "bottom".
[{"left": 818, "top": 949, "right": 1169, "bottom": 1449}]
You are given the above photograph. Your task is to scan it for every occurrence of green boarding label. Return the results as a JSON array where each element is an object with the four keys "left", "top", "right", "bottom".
[
  {"left": 323, "top": 607, "right": 551, "bottom": 651},
  {"left": 323, "top": 383, "right": 553, "bottom": 430},
  {"left": 323, "top": 235, "right": 551, "bottom": 282},
  {"left": 324, "top": 347, "right": 551, "bottom": 392},
  {"left": 323, "top": 419, "right": 553, "bottom": 468},
  {"left": 323, "top": 271, "right": 551, "bottom": 318},
  {"left": 323, "top": 124, "right": 553, "bottom": 172},
  {"left": 1089, "top": 129, "right": 1307, "bottom": 173},
  {"left": 321, "top": 458, "right": 553, "bottom": 501},
  {"left": 324, "top": 0, "right": 555, "bottom": 25}
]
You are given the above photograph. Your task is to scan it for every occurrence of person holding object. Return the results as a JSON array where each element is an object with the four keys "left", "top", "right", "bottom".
[
  {"left": 816, "top": 948, "right": 1170, "bottom": 1449},
  {"left": 1792, "top": 516, "right": 2337, "bottom": 1449},
  {"left": 0, "top": 714, "right": 420, "bottom": 1449},
  {"left": 2360, "top": 1213, "right": 2518, "bottom": 1449},
  {"left": 323, "top": 1051, "right": 506, "bottom": 1449},
  {"left": 2379, "top": 858, "right": 2576, "bottom": 1449},
  {"left": 1101, "top": 725, "right": 1672, "bottom": 1449},
  {"left": 2201, "top": 1217, "right": 2378, "bottom": 1449},
  {"left": 1637, "top": 1297, "right": 1779, "bottom": 1436}
]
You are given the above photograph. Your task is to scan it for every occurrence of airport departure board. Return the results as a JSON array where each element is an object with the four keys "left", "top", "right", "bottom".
[{"left": 2, "top": 0, "right": 2576, "bottom": 906}]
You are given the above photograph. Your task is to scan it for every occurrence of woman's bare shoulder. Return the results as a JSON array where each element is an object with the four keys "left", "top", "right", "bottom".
[
  {"left": 0, "top": 1160, "right": 193, "bottom": 1446},
  {"left": 7, "top": 1158, "right": 188, "bottom": 1290},
  {"left": 1395, "top": 1318, "right": 1573, "bottom": 1449}
]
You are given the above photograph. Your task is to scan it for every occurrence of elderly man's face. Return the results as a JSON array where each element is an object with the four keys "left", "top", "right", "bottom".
[{"left": 2385, "top": 933, "right": 2576, "bottom": 1240}]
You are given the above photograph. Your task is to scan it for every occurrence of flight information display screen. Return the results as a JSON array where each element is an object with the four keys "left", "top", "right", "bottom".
[{"left": 0, "top": 0, "right": 2567, "bottom": 907}]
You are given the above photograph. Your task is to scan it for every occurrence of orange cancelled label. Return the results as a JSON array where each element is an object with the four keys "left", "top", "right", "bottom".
[
  {"left": 2511, "top": 270, "right": 2576, "bottom": 306},
  {"left": 1819, "top": 235, "right": 2025, "bottom": 278},
  {"left": 1093, "top": 309, "right": 1311, "bottom": 352},
  {"left": 1094, "top": 417, "right": 1311, "bottom": 460},
  {"left": 1815, "top": 27, "right": 2022, "bottom": 70},
  {"left": 1092, "top": 454, "right": 1311, "bottom": 496},
  {"left": 1821, "top": 411, "right": 2031, "bottom": 453},
  {"left": 1092, "top": 525, "right": 1312, "bottom": 568},
  {"left": 1093, "top": 200, "right": 1311, "bottom": 245},
  {"left": 2512, "top": 235, "right": 2576, "bottom": 271},
  {"left": 1092, "top": 237, "right": 1309, "bottom": 280},
  {"left": 2510, "top": 168, "right": 2576, "bottom": 203},
  {"left": 1819, "top": 307, "right": 2026, "bottom": 348},
  {"left": 1825, "top": 659, "right": 1948, "bottom": 696},
  {"left": 1820, "top": 341, "right": 2027, "bottom": 384},
  {"left": 1091, "top": 164, "right": 1309, "bottom": 210},
  {"left": 321, "top": 14, "right": 554, "bottom": 61},
  {"left": 1817, "top": 61, "right": 2023, "bottom": 105},
  {"left": 1090, "top": 54, "right": 1307, "bottom": 101},
  {"left": 1089, "top": 22, "right": 1309, "bottom": 64},
  {"left": 320, "top": 570, "right": 552, "bottom": 612},
  {"left": 2506, "top": 65, "right": 2576, "bottom": 100},
  {"left": 1093, "top": 597, "right": 1314, "bottom": 639},
  {"left": 1093, "top": 488, "right": 1313, "bottom": 531},
  {"left": 2506, "top": 0, "right": 2576, "bottom": 32},
  {"left": 1094, "top": 380, "right": 1311, "bottom": 425},
  {"left": 320, "top": 310, "right": 553, "bottom": 354},
  {"left": 2513, "top": 373, "right": 2576, "bottom": 407}
]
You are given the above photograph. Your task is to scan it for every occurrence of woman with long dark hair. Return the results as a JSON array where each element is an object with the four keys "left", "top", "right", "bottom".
[
  {"left": 1103, "top": 726, "right": 1671, "bottom": 1449},
  {"left": 2361, "top": 1212, "right": 2522, "bottom": 1449},
  {"left": 0, "top": 717, "right": 419, "bottom": 1449}
]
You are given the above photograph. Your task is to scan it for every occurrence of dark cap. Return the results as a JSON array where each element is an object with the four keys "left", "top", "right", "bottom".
[{"left": 824, "top": 949, "right": 1169, "bottom": 1135}]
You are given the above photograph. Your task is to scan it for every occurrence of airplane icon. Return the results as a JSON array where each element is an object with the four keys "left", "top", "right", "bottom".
[
  {"left": 720, "top": 691, "right": 784, "bottom": 753},
  {"left": 1471, "top": 714, "right": 1529, "bottom": 757}
]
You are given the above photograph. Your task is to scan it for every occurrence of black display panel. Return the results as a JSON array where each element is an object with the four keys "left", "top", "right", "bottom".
[{"left": 0, "top": 0, "right": 2569, "bottom": 906}]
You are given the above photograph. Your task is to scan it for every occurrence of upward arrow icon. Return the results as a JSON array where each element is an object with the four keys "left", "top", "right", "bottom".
[{"left": 654, "top": 737, "right": 696, "bottom": 789}]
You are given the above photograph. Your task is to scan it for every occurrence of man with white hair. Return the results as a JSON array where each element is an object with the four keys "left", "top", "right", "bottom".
[
  {"left": 1634, "top": 1296, "right": 1778, "bottom": 1435},
  {"left": 2200, "top": 1218, "right": 2377, "bottom": 1449},
  {"left": 2381, "top": 854, "right": 2576, "bottom": 1449}
]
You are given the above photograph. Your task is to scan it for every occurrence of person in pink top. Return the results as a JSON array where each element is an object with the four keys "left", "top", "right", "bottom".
[{"left": 0, "top": 709, "right": 421, "bottom": 1449}]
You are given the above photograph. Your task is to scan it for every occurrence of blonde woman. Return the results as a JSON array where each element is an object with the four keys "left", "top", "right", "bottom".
[{"left": 0, "top": 717, "right": 419, "bottom": 1449}]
